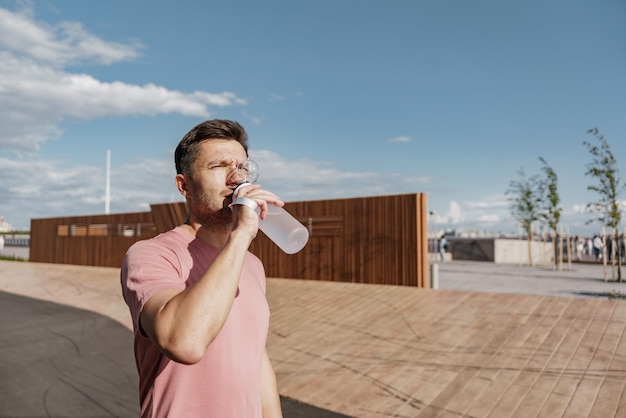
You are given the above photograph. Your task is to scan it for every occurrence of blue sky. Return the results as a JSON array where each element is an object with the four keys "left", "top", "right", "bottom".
[{"left": 1, "top": 0, "right": 625, "bottom": 236}]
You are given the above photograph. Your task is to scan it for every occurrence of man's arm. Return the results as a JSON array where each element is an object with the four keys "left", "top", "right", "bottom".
[
  {"left": 139, "top": 228, "right": 254, "bottom": 364},
  {"left": 138, "top": 186, "right": 282, "bottom": 365},
  {"left": 262, "top": 348, "right": 283, "bottom": 417}
]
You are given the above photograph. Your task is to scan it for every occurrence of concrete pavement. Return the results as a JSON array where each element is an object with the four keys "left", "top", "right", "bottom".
[
  {"left": 0, "top": 245, "right": 28, "bottom": 260},
  {"left": 437, "top": 259, "right": 626, "bottom": 298}
]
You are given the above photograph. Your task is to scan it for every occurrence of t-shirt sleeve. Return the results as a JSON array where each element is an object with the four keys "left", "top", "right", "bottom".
[{"left": 121, "top": 239, "right": 186, "bottom": 333}]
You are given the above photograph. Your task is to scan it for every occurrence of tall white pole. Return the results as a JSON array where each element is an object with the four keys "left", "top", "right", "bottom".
[{"left": 105, "top": 149, "right": 111, "bottom": 214}]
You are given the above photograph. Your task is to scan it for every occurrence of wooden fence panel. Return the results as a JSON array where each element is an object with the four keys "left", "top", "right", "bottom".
[
  {"left": 30, "top": 212, "right": 157, "bottom": 267},
  {"left": 249, "top": 193, "right": 428, "bottom": 286},
  {"left": 29, "top": 193, "right": 430, "bottom": 287},
  {"left": 150, "top": 202, "right": 188, "bottom": 232}
]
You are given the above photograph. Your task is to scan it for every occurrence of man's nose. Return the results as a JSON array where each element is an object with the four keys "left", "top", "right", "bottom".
[{"left": 226, "top": 163, "right": 247, "bottom": 187}]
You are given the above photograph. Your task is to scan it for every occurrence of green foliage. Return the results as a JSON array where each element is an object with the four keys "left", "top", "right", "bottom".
[
  {"left": 583, "top": 127, "right": 624, "bottom": 281},
  {"left": 0, "top": 254, "right": 28, "bottom": 262},
  {"left": 538, "top": 156, "right": 562, "bottom": 234},
  {"left": 506, "top": 167, "right": 542, "bottom": 236},
  {"left": 583, "top": 128, "right": 624, "bottom": 230}
]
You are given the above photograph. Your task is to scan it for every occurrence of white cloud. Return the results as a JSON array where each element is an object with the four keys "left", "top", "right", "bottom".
[
  {"left": 268, "top": 93, "right": 284, "bottom": 102},
  {"left": 430, "top": 200, "right": 463, "bottom": 226},
  {"left": 477, "top": 213, "right": 501, "bottom": 223},
  {"left": 572, "top": 204, "right": 589, "bottom": 214},
  {"left": 0, "top": 147, "right": 433, "bottom": 228},
  {"left": 428, "top": 194, "right": 625, "bottom": 236},
  {"left": 109, "top": 157, "right": 181, "bottom": 212},
  {"left": 0, "top": 6, "right": 246, "bottom": 151},
  {"left": 448, "top": 201, "right": 462, "bottom": 224},
  {"left": 0, "top": 5, "right": 435, "bottom": 229},
  {"left": 242, "top": 110, "right": 263, "bottom": 125},
  {"left": 0, "top": 7, "right": 141, "bottom": 66},
  {"left": 249, "top": 150, "right": 430, "bottom": 201},
  {"left": 464, "top": 194, "right": 508, "bottom": 209},
  {"left": 429, "top": 194, "right": 517, "bottom": 233},
  {"left": 387, "top": 136, "right": 411, "bottom": 143},
  {"left": 0, "top": 156, "right": 103, "bottom": 223}
]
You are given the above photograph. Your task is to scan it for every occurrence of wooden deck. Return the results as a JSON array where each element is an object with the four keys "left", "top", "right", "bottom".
[
  {"left": 2, "top": 260, "right": 626, "bottom": 417},
  {"left": 267, "top": 279, "right": 626, "bottom": 417}
]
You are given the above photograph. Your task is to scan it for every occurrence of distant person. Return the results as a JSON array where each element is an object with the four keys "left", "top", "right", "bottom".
[
  {"left": 439, "top": 234, "right": 448, "bottom": 262},
  {"left": 593, "top": 235, "right": 603, "bottom": 261},
  {"left": 0, "top": 234, "right": 4, "bottom": 250},
  {"left": 575, "top": 236, "right": 584, "bottom": 261},
  {"left": 584, "top": 237, "right": 592, "bottom": 255},
  {"left": 121, "top": 120, "right": 283, "bottom": 417}
]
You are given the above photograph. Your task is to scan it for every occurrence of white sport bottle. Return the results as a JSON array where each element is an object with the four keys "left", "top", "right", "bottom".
[{"left": 230, "top": 161, "right": 309, "bottom": 254}]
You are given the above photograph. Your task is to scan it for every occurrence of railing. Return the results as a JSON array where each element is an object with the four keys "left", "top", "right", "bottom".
[{"left": 2, "top": 236, "right": 30, "bottom": 247}]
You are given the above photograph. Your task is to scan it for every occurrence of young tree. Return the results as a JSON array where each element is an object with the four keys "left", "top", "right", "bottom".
[
  {"left": 507, "top": 167, "right": 542, "bottom": 266},
  {"left": 538, "top": 157, "right": 562, "bottom": 269},
  {"left": 583, "top": 128, "right": 625, "bottom": 281}
]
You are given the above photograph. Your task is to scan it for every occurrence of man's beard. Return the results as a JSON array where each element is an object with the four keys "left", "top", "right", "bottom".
[
  {"left": 198, "top": 207, "right": 233, "bottom": 227},
  {"left": 190, "top": 191, "right": 234, "bottom": 229}
]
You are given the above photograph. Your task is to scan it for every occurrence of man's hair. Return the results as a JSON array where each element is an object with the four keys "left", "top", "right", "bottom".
[{"left": 175, "top": 119, "right": 249, "bottom": 176}]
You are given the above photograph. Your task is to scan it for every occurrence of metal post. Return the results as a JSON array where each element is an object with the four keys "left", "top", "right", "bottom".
[{"left": 430, "top": 262, "right": 439, "bottom": 289}]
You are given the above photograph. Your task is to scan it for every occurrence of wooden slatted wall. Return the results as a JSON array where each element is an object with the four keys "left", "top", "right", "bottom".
[
  {"left": 29, "top": 193, "right": 429, "bottom": 287},
  {"left": 150, "top": 202, "right": 188, "bottom": 232},
  {"left": 30, "top": 212, "right": 157, "bottom": 267},
  {"left": 250, "top": 193, "right": 429, "bottom": 286}
]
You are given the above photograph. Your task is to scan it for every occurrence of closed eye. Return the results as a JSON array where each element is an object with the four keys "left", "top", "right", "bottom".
[{"left": 209, "top": 160, "right": 236, "bottom": 170}]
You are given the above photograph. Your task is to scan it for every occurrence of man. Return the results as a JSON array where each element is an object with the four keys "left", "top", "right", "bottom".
[
  {"left": 121, "top": 119, "right": 283, "bottom": 417},
  {"left": 593, "top": 235, "right": 603, "bottom": 261},
  {"left": 438, "top": 234, "right": 447, "bottom": 262}
]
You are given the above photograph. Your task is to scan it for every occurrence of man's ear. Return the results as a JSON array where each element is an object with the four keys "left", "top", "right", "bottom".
[{"left": 175, "top": 174, "right": 189, "bottom": 198}]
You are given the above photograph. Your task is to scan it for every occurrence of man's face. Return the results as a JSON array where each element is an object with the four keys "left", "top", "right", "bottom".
[{"left": 182, "top": 139, "right": 248, "bottom": 226}]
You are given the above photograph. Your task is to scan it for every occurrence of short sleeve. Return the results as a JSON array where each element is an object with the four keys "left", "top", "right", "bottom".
[{"left": 121, "top": 238, "right": 187, "bottom": 333}]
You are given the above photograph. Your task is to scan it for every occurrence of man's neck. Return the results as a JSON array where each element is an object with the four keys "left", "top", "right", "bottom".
[{"left": 181, "top": 219, "right": 231, "bottom": 248}]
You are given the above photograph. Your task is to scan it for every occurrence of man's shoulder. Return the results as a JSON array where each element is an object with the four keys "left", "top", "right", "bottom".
[
  {"left": 125, "top": 227, "right": 189, "bottom": 260},
  {"left": 133, "top": 227, "right": 186, "bottom": 247}
]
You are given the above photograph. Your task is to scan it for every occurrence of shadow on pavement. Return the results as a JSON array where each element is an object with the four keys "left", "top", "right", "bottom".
[
  {"left": 0, "top": 291, "right": 139, "bottom": 417},
  {"left": 0, "top": 291, "right": 350, "bottom": 418}
]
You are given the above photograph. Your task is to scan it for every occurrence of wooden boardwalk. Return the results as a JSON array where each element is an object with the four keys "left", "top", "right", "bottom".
[
  {"left": 2, "top": 261, "right": 626, "bottom": 417},
  {"left": 267, "top": 279, "right": 626, "bottom": 417}
]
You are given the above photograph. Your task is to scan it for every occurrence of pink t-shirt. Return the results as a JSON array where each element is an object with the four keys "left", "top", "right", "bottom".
[{"left": 121, "top": 226, "right": 269, "bottom": 418}]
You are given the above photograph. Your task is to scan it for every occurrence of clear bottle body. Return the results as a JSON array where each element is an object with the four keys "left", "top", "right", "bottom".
[
  {"left": 231, "top": 183, "right": 309, "bottom": 254},
  {"left": 258, "top": 204, "right": 309, "bottom": 254}
]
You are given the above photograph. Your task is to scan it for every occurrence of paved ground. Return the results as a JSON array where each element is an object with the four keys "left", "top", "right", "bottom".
[
  {"left": 437, "top": 260, "right": 626, "bottom": 299},
  {"left": 267, "top": 265, "right": 626, "bottom": 417},
  {"left": 0, "top": 245, "right": 29, "bottom": 260},
  {"left": 2, "top": 259, "right": 626, "bottom": 417},
  {"left": 0, "top": 291, "right": 138, "bottom": 417},
  {"left": 0, "top": 261, "right": 351, "bottom": 418}
]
